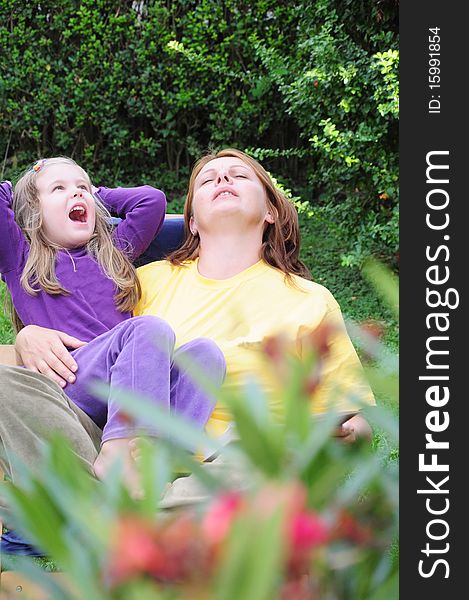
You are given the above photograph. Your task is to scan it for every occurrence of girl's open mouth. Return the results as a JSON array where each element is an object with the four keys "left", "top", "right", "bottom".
[{"left": 68, "top": 204, "right": 88, "bottom": 223}]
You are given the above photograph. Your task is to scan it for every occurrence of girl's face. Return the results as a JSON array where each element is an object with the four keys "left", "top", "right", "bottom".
[
  {"left": 36, "top": 163, "right": 96, "bottom": 249},
  {"left": 190, "top": 156, "right": 274, "bottom": 234}
]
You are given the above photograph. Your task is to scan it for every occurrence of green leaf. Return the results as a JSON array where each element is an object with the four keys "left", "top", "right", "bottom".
[
  {"left": 362, "top": 259, "right": 399, "bottom": 317},
  {"left": 215, "top": 509, "right": 284, "bottom": 600},
  {"left": 366, "top": 570, "right": 399, "bottom": 600},
  {"left": 225, "top": 390, "right": 284, "bottom": 477}
]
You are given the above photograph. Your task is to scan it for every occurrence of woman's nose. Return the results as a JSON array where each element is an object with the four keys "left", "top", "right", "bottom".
[{"left": 216, "top": 171, "right": 232, "bottom": 184}]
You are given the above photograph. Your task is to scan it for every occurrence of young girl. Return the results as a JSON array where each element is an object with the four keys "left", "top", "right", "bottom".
[{"left": 0, "top": 157, "right": 225, "bottom": 492}]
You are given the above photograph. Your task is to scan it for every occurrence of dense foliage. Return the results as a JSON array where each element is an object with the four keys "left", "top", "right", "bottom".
[{"left": 0, "top": 0, "right": 398, "bottom": 266}]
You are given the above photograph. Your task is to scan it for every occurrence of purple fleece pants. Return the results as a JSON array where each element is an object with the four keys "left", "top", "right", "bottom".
[{"left": 63, "top": 316, "right": 226, "bottom": 444}]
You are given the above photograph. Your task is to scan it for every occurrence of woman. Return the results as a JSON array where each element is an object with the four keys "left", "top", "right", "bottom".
[{"left": 1, "top": 149, "right": 374, "bottom": 490}]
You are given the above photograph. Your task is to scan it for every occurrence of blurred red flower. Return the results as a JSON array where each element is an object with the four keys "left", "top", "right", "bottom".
[
  {"left": 360, "top": 319, "right": 385, "bottom": 341},
  {"left": 331, "top": 509, "right": 373, "bottom": 545},
  {"left": 107, "top": 512, "right": 210, "bottom": 586},
  {"left": 202, "top": 491, "right": 244, "bottom": 546},
  {"left": 289, "top": 511, "right": 329, "bottom": 551}
]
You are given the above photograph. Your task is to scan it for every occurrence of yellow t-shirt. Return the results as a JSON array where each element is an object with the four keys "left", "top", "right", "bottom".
[{"left": 135, "top": 259, "right": 375, "bottom": 436}]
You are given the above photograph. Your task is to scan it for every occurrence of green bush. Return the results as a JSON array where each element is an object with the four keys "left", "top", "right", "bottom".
[
  {"left": 0, "top": 1, "right": 300, "bottom": 186},
  {"left": 249, "top": 0, "right": 399, "bottom": 267},
  {"left": 0, "top": 0, "right": 398, "bottom": 265}
]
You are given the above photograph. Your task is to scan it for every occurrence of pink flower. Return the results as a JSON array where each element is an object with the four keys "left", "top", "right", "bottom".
[
  {"left": 289, "top": 511, "right": 329, "bottom": 551},
  {"left": 107, "top": 513, "right": 209, "bottom": 586},
  {"left": 107, "top": 516, "right": 165, "bottom": 585},
  {"left": 202, "top": 492, "right": 244, "bottom": 546}
]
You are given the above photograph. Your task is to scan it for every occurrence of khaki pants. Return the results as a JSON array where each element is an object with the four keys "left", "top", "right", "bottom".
[{"left": 0, "top": 366, "right": 101, "bottom": 484}]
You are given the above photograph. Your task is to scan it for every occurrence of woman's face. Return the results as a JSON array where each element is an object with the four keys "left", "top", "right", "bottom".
[{"left": 190, "top": 156, "right": 274, "bottom": 233}]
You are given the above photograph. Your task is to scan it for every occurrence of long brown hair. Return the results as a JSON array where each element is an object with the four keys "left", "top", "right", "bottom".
[
  {"left": 12, "top": 157, "right": 141, "bottom": 318},
  {"left": 169, "top": 149, "right": 310, "bottom": 280}
]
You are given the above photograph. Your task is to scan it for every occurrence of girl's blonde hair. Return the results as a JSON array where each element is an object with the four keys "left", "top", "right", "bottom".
[
  {"left": 169, "top": 148, "right": 311, "bottom": 280},
  {"left": 12, "top": 157, "right": 141, "bottom": 322}
]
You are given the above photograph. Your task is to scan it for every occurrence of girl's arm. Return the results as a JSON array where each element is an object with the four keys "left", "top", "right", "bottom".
[
  {"left": 0, "top": 181, "right": 28, "bottom": 274},
  {"left": 96, "top": 185, "right": 166, "bottom": 262}
]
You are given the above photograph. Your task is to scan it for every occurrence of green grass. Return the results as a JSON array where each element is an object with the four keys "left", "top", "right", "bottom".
[
  {"left": 2, "top": 554, "right": 57, "bottom": 572},
  {"left": 0, "top": 283, "right": 15, "bottom": 344},
  {"left": 298, "top": 213, "right": 399, "bottom": 470},
  {"left": 298, "top": 212, "right": 398, "bottom": 351}
]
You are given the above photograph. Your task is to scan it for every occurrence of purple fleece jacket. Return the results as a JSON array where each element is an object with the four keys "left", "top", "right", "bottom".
[{"left": 0, "top": 181, "right": 166, "bottom": 342}]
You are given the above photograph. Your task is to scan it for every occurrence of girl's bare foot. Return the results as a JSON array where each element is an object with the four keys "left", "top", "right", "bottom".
[
  {"left": 93, "top": 438, "right": 143, "bottom": 498},
  {"left": 128, "top": 437, "right": 148, "bottom": 462}
]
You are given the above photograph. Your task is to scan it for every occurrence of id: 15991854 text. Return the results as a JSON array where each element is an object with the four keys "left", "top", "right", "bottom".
[{"left": 428, "top": 27, "right": 441, "bottom": 114}]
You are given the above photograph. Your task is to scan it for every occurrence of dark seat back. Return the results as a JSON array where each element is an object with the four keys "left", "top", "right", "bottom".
[
  {"left": 137, "top": 214, "right": 185, "bottom": 267},
  {"left": 109, "top": 214, "right": 185, "bottom": 266}
]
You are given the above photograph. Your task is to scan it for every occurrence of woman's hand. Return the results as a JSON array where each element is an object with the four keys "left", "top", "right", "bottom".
[
  {"left": 334, "top": 413, "right": 373, "bottom": 445},
  {"left": 15, "top": 325, "right": 87, "bottom": 388}
]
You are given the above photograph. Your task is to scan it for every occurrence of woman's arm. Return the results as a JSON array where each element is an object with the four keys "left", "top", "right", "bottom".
[
  {"left": 15, "top": 325, "right": 87, "bottom": 388},
  {"left": 96, "top": 185, "right": 166, "bottom": 261},
  {"left": 300, "top": 289, "right": 376, "bottom": 445}
]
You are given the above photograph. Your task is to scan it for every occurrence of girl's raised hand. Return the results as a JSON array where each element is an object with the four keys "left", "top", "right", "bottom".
[{"left": 15, "top": 325, "right": 87, "bottom": 388}]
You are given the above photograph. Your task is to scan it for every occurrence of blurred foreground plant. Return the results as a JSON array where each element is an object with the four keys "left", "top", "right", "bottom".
[{"left": 1, "top": 267, "right": 398, "bottom": 600}]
